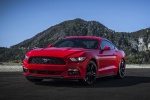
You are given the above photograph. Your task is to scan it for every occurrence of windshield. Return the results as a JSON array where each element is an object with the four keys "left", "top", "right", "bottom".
[{"left": 52, "top": 38, "right": 99, "bottom": 49}]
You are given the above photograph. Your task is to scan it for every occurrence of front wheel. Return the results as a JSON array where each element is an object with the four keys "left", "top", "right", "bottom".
[
  {"left": 115, "top": 59, "right": 125, "bottom": 79},
  {"left": 80, "top": 61, "right": 97, "bottom": 85}
]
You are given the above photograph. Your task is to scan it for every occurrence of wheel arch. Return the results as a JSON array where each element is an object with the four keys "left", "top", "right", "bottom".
[
  {"left": 90, "top": 58, "right": 97, "bottom": 66},
  {"left": 90, "top": 58, "right": 98, "bottom": 72},
  {"left": 121, "top": 58, "right": 126, "bottom": 67}
]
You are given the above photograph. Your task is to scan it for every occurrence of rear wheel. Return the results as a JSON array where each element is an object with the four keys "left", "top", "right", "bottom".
[
  {"left": 26, "top": 77, "right": 43, "bottom": 83},
  {"left": 115, "top": 59, "right": 125, "bottom": 79},
  {"left": 80, "top": 61, "right": 97, "bottom": 85}
]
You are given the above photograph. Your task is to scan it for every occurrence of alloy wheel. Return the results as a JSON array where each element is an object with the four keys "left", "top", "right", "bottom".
[{"left": 83, "top": 61, "right": 97, "bottom": 85}]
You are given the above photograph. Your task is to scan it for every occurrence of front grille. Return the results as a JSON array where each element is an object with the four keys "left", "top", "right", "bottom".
[
  {"left": 28, "top": 57, "right": 66, "bottom": 65},
  {"left": 29, "top": 70, "right": 63, "bottom": 75}
]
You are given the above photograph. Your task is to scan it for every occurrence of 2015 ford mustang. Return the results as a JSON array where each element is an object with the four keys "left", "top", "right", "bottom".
[{"left": 23, "top": 36, "right": 126, "bottom": 85}]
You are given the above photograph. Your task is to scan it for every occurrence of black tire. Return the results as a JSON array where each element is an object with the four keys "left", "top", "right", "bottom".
[
  {"left": 26, "top": 77, "right": 43, "bottom": 83},
  {"left": 115, "top": 59, "right": 125, "bottom": 79},
  {"left": 80, "top": 61, "right": 97, "bottom": 85}
]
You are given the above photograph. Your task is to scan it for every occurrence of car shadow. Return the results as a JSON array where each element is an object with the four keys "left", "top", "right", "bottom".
[{"left": 34, "top": 76, "right": 150, "bottom": 88}]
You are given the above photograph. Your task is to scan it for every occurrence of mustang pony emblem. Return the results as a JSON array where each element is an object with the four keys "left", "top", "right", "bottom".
[{"left": 42, "top": 58, "right": 50, "bottom": 62}]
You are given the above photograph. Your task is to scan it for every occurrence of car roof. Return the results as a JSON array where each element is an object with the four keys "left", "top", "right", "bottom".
[{"left": 65, "top": 36, "right": 104, "bottom": 41}]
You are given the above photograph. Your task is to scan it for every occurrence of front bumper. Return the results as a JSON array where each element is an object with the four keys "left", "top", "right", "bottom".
[{"left": 22, "top": 61, "right": 87, "bottom": 79}]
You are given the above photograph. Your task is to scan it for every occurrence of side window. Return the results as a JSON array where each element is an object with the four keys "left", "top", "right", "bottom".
[
  {"left": 100, "top": 40, "right": 115, "bottom": 50},
  {"left": 100, "top": 41, "right": 105, "bottom": 50},
  {"left": 100, "top": 40, "right": 109, "bottom": 50},
  {"left": 109, "top": 42, "right": 115, "bottom": 50}
]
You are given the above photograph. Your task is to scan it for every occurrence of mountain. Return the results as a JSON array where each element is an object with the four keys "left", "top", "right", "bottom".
[
  {"left": 0, "top": 18, "right": 150, "bottom": 64},
  {"left": 11, "top": 18, "right": 114, "bottom": 48}
]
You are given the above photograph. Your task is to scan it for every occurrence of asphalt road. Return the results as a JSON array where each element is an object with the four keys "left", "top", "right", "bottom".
[{"left": 0, "top": 69, "right": 150, "bottom": 100}]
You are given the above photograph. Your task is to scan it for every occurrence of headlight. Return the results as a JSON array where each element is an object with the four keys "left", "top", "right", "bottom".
[
  {"left": 70, "top": 57, "right": 86, "bottom": 62},
  {"left": 25, "top": 55, "right": 29, "bottom": 60}
]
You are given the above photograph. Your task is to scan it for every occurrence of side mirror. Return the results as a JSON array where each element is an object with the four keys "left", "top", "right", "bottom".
[
  {"left": 103, "top": 46, "right": 110, "bottom": 51},
  {"left": 47, "top": 44, "right": 52, "bottom": 48}
]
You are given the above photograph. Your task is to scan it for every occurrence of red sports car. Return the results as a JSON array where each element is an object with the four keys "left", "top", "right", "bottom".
[{"left": 23, "top": 36, "right": 126, "bottom": 85}]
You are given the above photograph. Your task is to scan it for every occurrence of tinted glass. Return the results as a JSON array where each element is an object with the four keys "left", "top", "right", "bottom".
[
  {"left": 100, "top": 40, "right": 115, "bottom": 50},
  {"left": 53, "top": 38, "right": 99, "bottom": 49}
]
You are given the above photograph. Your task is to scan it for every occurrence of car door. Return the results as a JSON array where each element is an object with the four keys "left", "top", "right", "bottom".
[{"left": 98, "top": 40, "right": 116, "bottom": 75}]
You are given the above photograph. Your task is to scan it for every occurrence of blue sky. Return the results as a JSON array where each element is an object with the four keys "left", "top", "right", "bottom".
[{"left": 0, "top": 0, "right": 150, "bottom": 47}]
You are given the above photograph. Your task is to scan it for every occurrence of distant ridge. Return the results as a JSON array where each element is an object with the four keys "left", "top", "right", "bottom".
[{"left": 11, "top": 18, "right": 113, "bottom": 48}]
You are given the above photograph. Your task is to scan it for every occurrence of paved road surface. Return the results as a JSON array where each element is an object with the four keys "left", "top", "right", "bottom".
[{"left": 0, "top": 69, "right": 150, "bottom": 100}]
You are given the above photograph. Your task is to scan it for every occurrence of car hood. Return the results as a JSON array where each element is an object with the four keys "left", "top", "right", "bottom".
[{"left": 27, "top": 47, "right": 87, "bottom": 58}]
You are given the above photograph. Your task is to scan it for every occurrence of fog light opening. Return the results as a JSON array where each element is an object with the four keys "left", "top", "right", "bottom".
[
  {"left": 68, "top": 69, "right": 80, "bottom": 76},
  {"left": 23, "top": 66, "right": 28, "bottom": 72}
]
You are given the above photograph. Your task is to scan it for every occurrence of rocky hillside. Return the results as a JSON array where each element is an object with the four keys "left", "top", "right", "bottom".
[
  {"left": 0, "top": 18, "right": 150, "bottom": 63},
  {"left": 11, "top": 18, "right": 113, "bottom": 48}
]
